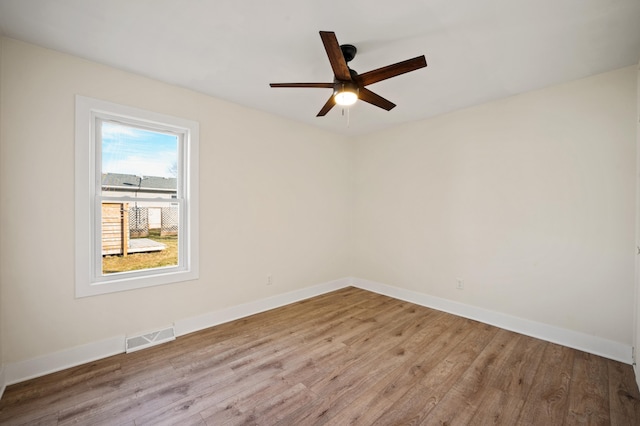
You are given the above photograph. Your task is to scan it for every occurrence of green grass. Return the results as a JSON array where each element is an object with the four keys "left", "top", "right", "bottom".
[{"left": 102, "top": 229, "right": 178, "bottom": 274}]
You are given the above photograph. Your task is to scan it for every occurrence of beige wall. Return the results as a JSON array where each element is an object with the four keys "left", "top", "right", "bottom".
[
  {"left": 353, "top": 66, "right": 637, "bottom": 346},
  {"left": 0, "top": 38, "right": 352, "bottom": 362}
]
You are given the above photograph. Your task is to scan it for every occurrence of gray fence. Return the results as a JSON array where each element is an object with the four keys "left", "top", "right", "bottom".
[
  {"left": 161, "top": 207, "right": 179, "bottom": 236},
  {"left": 129, "top": 206, "right": 178, "bottom": 237},
  {"left": 129, "top": 207, "right": 149, "bottom": 237}
]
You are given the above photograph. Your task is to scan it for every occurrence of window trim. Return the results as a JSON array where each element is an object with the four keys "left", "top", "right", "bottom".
[{"left": 75, "top": 95, "right": 199, "bottom": 297}]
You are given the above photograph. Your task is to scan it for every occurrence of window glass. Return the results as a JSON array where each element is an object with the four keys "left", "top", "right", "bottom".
[{"left": 99, "top": 121, "right": 180, "bottom": 275}]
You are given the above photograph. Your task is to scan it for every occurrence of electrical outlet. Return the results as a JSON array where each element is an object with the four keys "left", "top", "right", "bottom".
[
  {"left": 267, "top": 275, "right": 273, "bottom": 285},
  {"left": 456, "top": 279, "right": 464, "bottom": 290}
]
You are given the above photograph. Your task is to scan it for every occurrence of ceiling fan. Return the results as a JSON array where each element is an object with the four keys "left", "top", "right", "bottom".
[{"left": 270, "top": 31, "right": 427, "bottom": 117}]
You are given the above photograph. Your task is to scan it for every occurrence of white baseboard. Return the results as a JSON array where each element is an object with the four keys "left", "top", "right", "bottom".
[
  {"left": 2, "top": 275, "right": 632, "bottom": 389},
  {"left": 5, "top": 335, "right": 125, "bottom": 386},
  {"left": 0, "top": 364, "right": 6, "bottom": 400},
  {"left": 352, "top": 277, "right": 633, "bottom": 364},
  {"left": 3, "top": 277, "right": 351, "bottom": 387},
  {"left": 174, "top": 277, "right": 351, "bottom": 337}
]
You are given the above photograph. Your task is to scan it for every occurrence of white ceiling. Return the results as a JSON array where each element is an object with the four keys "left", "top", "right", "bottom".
[{"left": 1, "top": 0, "right": 639, "bottom": 136}]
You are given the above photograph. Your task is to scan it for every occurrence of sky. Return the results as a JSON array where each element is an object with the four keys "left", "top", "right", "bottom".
[{"left": 101, "top": 121, "right": 178, "bottom": 178}]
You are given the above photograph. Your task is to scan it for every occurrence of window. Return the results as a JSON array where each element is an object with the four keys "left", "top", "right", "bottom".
[{"left": 75, "top": 96, "right": 199, "bottom": 297}]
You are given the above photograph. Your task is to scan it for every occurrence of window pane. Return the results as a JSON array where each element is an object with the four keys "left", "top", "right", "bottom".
[
  {"left": 100, "top": 121, "right": 180, "bottom": 275},
  {"left": 101, "top": 200, "right": 180, "bottom": 275},
  {"left": 101, "top": 121, "right": 179, "bottom": 199}
]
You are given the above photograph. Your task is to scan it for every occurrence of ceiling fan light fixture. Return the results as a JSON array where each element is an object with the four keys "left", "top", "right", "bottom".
[
  {"left": 334, "top": 83, "right": 358, "bottom": 106},
  {"left": 334, "top": 90, "right": 358, "bottom": 106}
]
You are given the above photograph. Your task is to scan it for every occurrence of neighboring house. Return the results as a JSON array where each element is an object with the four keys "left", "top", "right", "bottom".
[{"left": 101, "top": 173, "right": 177, "bottom": 202}]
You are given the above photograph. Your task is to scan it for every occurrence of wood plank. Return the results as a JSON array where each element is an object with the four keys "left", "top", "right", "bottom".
[
  {"left": 419, "top": 328, "right": 520, "bottom": 425},
  {"left": 368, "top": 321, "right": 500, "bottom": 425},
  {"left": 565, "top": 351, "right": 610, "bottom": 424},
  {"left": 56, "top": 364, "right": 235, "bottom": 425},
  {"left": 212, "top": 382, "right": 316, "bottom": 425},
  {"left": 485, "top": 332, "right": 547, "bottom": 400},
  {"left": 516, "top": 342, "right": 575, "bottom": 424},
  {"left": 280, "top": 342, "right": 413, "bottom": 424},
  {"left": 608, "top": 358, "right": 640, "bottom": 424},
  {"left": 325, "top": 312, "right": 470, "bottom": 425},
  {"left": 467, "top": 387, "right": 525, "bottom": 425}
]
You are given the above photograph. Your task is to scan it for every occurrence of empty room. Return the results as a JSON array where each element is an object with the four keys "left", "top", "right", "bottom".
[{"left": 1, "top": 1, "right": 640, "bottom": 424}]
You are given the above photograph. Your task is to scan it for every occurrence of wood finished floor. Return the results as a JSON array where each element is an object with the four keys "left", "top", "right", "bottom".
[{"left": 1, "top": 287, "right": 640, "bottom": 425}]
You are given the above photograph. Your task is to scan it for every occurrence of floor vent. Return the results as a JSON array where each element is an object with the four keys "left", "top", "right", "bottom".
[{"left": 126, "top": 326, "right": 175, "bottom": 353}]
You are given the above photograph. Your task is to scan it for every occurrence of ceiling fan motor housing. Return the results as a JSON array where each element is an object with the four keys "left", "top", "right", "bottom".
[
  {"left": 333, "top": 79, "right": 359, "bottom": 97},
  {"left": 340, "top": 44, "right": 357, "bottom": 62}
]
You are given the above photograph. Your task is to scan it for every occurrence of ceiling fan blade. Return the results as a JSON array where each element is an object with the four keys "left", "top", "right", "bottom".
[
  {"left": 319, "top": 31, "right": 352, "bottom": 81},
  {"left": 270, "top": 83, "right": 334, "bottom": 88},
  {"left": 358, "top": 55, "right": 427, "bottom": 87},
  {"left": 358, "top": 88, "right": 396, "bottom": 111},
  {"left": 317, "top": 95, "right": 336, "bottom": 116}
]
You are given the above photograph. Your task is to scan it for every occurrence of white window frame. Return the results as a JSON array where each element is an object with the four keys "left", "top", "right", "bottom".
[{"left": 75, "top": 95, "right": 199, "bottom": 297}]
